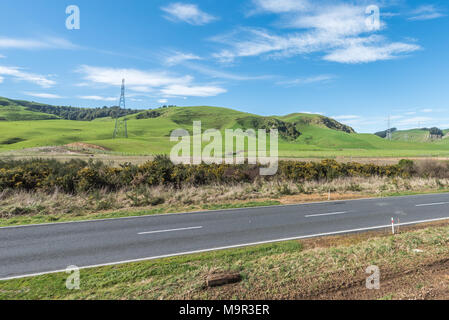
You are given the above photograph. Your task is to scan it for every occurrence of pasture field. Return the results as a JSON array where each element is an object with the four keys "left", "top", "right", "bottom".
[{"left": 1, "top": 105, "right": 449, "bottom": 158}]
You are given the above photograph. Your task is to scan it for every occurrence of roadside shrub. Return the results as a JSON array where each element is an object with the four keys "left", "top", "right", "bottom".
[{"left": 1, "top": 158, "right": 446, "bottom": 194}]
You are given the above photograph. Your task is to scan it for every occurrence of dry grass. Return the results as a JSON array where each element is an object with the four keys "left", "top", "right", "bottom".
[{"left": 1, "top": 176, "right": 448, "bottom": 219}]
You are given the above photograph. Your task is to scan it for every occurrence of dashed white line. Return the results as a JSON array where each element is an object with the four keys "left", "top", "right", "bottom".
[
  {"left": 305, "top": 211, "right": 348, "bottom": 218},
  {"left": 416, "top": 202, "right": 449, "bottom": 207},
  {"left": 4, "top": 215, "right": 449, "bottom": 281},
  {"left": 138, "top": 226, "right": 203, "bottom": 235}
]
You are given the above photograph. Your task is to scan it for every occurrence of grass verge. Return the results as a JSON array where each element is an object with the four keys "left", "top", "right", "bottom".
[{"left": 1, "top": 221, "right": 449, "bottom": 300}]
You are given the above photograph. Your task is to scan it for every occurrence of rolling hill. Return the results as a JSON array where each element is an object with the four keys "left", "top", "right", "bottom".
[
  {"left": 1, "top": 96, "right": 449, "bottom": 157},
  {"left": 373, "top": 128, "right": 449, "bottom": 143}
]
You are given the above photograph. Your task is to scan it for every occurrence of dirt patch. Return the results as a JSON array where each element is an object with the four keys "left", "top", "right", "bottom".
[
  {"left": 307, "top": 258, "right": 449, "bottom": 300},
  {"left": 65, "top": 142, "right": 109, "bottom": 152}
]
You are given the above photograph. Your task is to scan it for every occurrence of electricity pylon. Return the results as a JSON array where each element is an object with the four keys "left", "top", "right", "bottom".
[{"left": 113, "top": 79, "right": 128, "bottom": 139}]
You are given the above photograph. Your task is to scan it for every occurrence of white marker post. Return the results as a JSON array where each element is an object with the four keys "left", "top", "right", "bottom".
[{"left": 391, "top": 217, "right": 395, "bottom": 235}]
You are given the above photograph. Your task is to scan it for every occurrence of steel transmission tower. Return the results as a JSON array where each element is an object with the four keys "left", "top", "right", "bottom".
[
  {"left": 113, "top": 79, "right": 128, "bottom": 139},
  {"left": 119, "top": 79, "right": 126, "bottom": 110}
]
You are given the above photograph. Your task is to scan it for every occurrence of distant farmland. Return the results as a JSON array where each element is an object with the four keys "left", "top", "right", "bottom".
[{"left": 1, "top": 97, "right": 449, "bottom": 158}]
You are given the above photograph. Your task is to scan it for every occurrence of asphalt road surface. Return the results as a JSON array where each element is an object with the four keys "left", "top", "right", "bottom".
[{"left": 1, "top": 193, "right": 449, "bottom": 280}]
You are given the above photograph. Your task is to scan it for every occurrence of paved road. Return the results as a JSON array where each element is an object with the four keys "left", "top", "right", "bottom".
[{"left": 1, "top": 193, "right": 449, "bottom": 280}]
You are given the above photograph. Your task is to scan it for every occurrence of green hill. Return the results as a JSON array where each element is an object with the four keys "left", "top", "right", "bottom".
[
  {"left": 0, "top": 97, "right": 139, "bottom": 121},
  {"left": 1, "top": 97, "right": 449, "bottom": 157},
  {"left": 387, "top": 128, "right": 449, "bottom": 143},
  {"left": 0, "top": 97, "right": 59, "bottom": 121}
]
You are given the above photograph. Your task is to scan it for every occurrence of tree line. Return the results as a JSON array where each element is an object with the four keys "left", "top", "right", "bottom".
[{"left": 12, "top": 99, "right": 140, "bottom": 121}]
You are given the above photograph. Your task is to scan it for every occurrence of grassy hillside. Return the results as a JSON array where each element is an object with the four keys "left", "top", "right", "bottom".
[
  {"left": 0, "top": 97, "right": 59, "bottom": 121},
  {"left": 389, "top": 128, "right": 449, "bottom": 142},
  {"left": 1, "top": 98, "right": 449, "bottom": 157}
]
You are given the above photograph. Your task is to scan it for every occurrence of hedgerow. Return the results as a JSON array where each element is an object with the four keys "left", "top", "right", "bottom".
[{"left": 0, "top": 156, "right": 439, "bottom": 194}]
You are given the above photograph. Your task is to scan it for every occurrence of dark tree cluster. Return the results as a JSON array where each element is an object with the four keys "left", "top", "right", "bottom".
[
  {"left": 12, "top": 99, "right": 141, "bottom": 121},
  {"left": 135, "top": 110, "right": 162, "bottom": 119},
  {"left": 374, "top": 128, "right": 397, "bottom": 138},
  {"left": 429, "top": 127, "right": 443, "bottom": 137}
]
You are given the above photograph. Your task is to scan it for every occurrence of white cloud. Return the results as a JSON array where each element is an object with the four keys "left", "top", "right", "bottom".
[
  {"left": 161, "top": 3, "right": 217, "bottom": 25},
  {"left": 213, "top": 3, "right": 420, "bottom": 64},
  {"left": 299, "top": 111, "right": 324, "bottom": 115},
  {"left": 164, "top": 51, "right": 202, "bottom": 66},
  {"left": 251, "top": 0, "right": 309, "bottom": 14},
  {"left": 421, "top": 108, "right": 433, "bottom": 113},
  {"left": 0, "top": 54, "right": 5, "bottom": 58},
  {"left": 278, "top": 74, "right": 335, "bottom": 86},
  {"left": 77, "top": 65, "right": 191, "bottom": 88},
  {"left": 185, "top": 62, "right": 272, "bottom": 81},
  {"left": 161, "top": 84, "right": 226, "bottom": 97},
  {"left": 332, "top": 115, "right": 361, "bottom": 120},
  {"left": 24, "top": 92, "right": 62, "bottom": 99},
  {"left": 158, "top": 99, "right": 168, "bottom": 104},
  {"left": 77, "top": 65, "right": 226, "bottom": 98},
  {"left": 79, "top": 95, "right": 117, "bottom": 102},
  {"left": 408, "top": 5, "right": 445, "bottom": 21},
  {"left": 324, "top": 41, "right": 420, "bottom": 63},
  {"left": 0, "top": 66, "right": 56, "bottom": 87},
  {"left": 0, "top": 37, "right": 77, "bottom": 50}
]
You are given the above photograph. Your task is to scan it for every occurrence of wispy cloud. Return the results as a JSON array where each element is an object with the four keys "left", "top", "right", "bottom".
[
  {"left": 78, "top": 95, "right": 117, "bottom": 102},
  {"left": 324, "top": 39, "right": 420, "bottom": 63},
  {"left": 213, "top": 3, "right": 420, "bottom": 64},
  {"left": 184, "top": 62, "right": 272, "bottom": 81},
  {"left": 24, "top": 92, "right": 63, "bottom": 99},
  {"left": 250, "top": 0, "right": 310, "bottom": 14},
  {"left": 77, "top": 65, "right": 226, "bottom": 97},
  {"left": 277, "top": 74, "right": 335, "bottom": 86},
  {"left": 160, "top": 84, "right": 226, "bottom": 97},
  {"left": 0, "top": 66, "right": 55, "bottom": 87},
  {"left": 396, "top": 116, "right": 435, "bottom": 126},
  {"left": 161, "top": 3, "right": 217, "bottom": 25},
  {"left": 0, "top": 54, "right": 5, "bottom": 58},
  {"left": 408, "top": 5, "right": 445, "bottom": 21},
  {"left": 332, "top": 115, "right": 361, "bottom": 120},
  {"left": 77, "top": 65, "right": 191, "bottom": 88},
  {"left": 0, "top": 36, "right": 77, "bottom": 50},
  {"left": 158, "top": 99, "right": 168, "bottom": 104},
  {"left": 164, "top": 51, "right": 202, "bottom": 66}
]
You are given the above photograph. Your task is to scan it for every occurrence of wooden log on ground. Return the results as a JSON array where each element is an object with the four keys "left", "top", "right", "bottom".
[{"left": 206, "top": 273, "right": 242, "bottom": 287}]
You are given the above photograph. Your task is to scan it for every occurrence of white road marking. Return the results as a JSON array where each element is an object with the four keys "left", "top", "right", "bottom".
[
  {"left": 305, "top": 211, "right": 347, "bottom": 218},
  {"left": 3, "top": 215, "right": 449, "bottom": 281},
  {"left": 0, "top": 192, "right": 447, "bottom": 230},
  {"left": 416, "top": 202, "right": 449, "bottom": 207},
  {"left": 138, "top": 226, "right": 203, "bottom": 235}
]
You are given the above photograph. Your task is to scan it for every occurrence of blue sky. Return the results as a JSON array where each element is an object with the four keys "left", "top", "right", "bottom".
[{"left": 0, "top": 0, "right": 448, "bottom": 132}]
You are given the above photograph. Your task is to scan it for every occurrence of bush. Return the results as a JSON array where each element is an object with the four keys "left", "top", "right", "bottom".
[{"left": 0, "top": 157, "right": 442, "bottom": 194}]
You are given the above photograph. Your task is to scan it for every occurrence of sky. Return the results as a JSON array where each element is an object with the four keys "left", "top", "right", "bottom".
[{"left": 0, "top": 0, "right": 448, "bottom": 133}]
